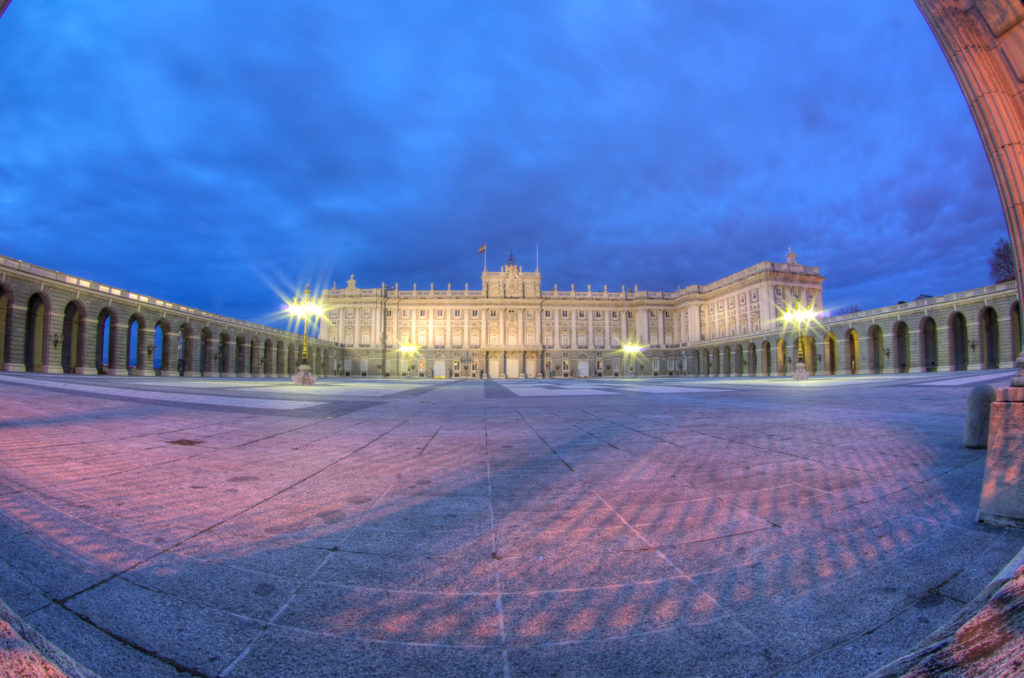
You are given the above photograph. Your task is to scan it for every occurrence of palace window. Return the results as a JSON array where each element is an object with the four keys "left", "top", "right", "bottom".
[
  {"left": 419, "top": 309, "right": 426, "bottom": 318},
  {"left": 490, "top": 310, "right": 497, "bottom": 317},
  {"left": 472, "top": 309, "right": 478, "bottom": 317},
  {"left": 561, "top": 310, "right": 568, "bottom": 318},
  {"left": 437, "top": 309, "right": 444, "bottom": 318},
  {"left": 595, "top": 311, "right": 602, "bottom": 319},
  {"left": 454, "top": 309, "right": 461, "bottom": 317},
  {"left": 579, "top": 310, "right": 585, "bottom": 318},
  {"left": 545, "top": 310, "right": 551, "bottom": 318},
  {"left": 402, "top": 309, "right": 409, "bottom": 318},
  {"left": 612, "top": 311, "right": 618, "bottom": 319}
]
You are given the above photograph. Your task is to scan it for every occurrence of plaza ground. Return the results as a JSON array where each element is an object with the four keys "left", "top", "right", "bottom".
[{"left": 0, "top": 371, "right": 1022, "bottom": 677}]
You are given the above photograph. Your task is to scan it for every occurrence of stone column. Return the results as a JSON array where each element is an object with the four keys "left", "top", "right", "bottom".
[
  {"left": 237, "top": 338, "right": 251, "bottom": 378},
  {"left": 570, "top": 310, "right": 577, "bottom": 353},
  {"left": 159, "top": 328, "right": 178, "bottom": 376},
  {"left": 224, "top": 337, "right": 239, "bottom": 378},
  {"left": 202, "top": 334, "right": 219, "bottom": 377}
]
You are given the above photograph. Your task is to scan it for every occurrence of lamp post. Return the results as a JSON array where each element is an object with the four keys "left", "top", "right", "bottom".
[
  {"left": 287, "top": 284, "right": 323, "bottom": 384},
  {"left": 397, "top": 344, "right": 418, "bottom": 378},
  {"left": 622, "top": 341, "right": 642, "bottom": 377},
  {"left": 781, "top": 304, "right": 816, "bottom": 381}
]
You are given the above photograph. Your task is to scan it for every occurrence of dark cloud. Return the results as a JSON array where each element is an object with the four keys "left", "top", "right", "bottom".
[{"left": 0, "top": 1, "right": 1006, "bottom": 326}]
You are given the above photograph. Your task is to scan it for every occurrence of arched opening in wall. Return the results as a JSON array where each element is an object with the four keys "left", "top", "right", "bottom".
[
  {"left": 893, "top": 321, "right": 910, "bottom": 374},
  {"left": 776, "top": 339, "right": 788, "bottom": 376},
  {"left": 199, "top": 328, "right": 211, "bottom": 376},
  {"left": 800, "top": 335, "right": 818, "bottom": 375},
  {"left": 980, "top": 306, "right": 999, "bottom": 369},
  {"left": 25, "top": 293, "right": 48, "bottom": 372},
  {"left": 61, "top": 301, "right": 84, "bottom": 374},
  {"left": 760, "top": 340, "right": 772, "bottom": 376},
  {"left": 126, "top": 315, "right": 144, "bottom": 372},
  {"left": 712, "top": 347, "right": 721, "bottom": 377},
  {"left": 153, "top": 321, "right": 169, "bottom": 374},
  {"left": 949, "top": 312, "right": 968, "bottom": 371},
  {"left": 824, "top": 333, "right": 837, "bottom": 375},
  {"left": 287, "top": 344, "right": 296, "bottom": 375},
  {"left": 264, "top": 339, "right": 273, "bottom": 376},
  {"left": 1013, "top": 302, "right": 1022, "bottom": 362},
  {"left": 178, "top": 323, "right": 192, "bottom": 376},
  {"left": 733, "top": 345, "right": 744, "bottom": 376},
  {"left": 846, "top": 329, "right": 860, "bottom": 375},
  {"left": 0, "top": 285, "right": 10, "bottom": 368},
  {"left": 747, "top": 343, "right": 757, "bottom": 376},
  {"left": 868, "top": 325, "right": 884, "bottom": 374},
  {"left": 276, "top": 341, "right": 286, "bottom": 375},
  {"left": 920, "top": 317, "right": 938, "bottom": 372},
  {"left": 96, "top": 308, "right": 116, "bottom": 374},
  {"left": 219, "top": 332, "right": 230, "bottom": 375}
]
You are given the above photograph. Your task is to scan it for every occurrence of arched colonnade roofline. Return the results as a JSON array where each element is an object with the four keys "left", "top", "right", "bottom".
[
  {"left": 0, "top": 255, "right": 341, "bottom": 377},
  {"left": 689, "top": 280, "right": 1019, "bottom": 377}
]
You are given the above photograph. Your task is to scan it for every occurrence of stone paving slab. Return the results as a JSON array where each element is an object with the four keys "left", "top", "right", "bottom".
[{"left": 0, "top": 372, "right": 1022, "bottom": 677}]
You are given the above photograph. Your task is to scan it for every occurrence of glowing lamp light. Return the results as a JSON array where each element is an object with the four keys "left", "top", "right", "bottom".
[
  {"left": 781, "top": 307, "right": 817, "bottom": 326},
  {"left": 622, "top": 342, "right": 643, "bottom": 356},
  {"left": 286, "top": 284, "right": 324, "bottom": 367},
  {"left": 779, "top": 301, "right": 820, "bottom": 377}
]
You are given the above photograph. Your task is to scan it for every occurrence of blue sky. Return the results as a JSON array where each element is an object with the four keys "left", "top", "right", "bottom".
[{"left": 0, "top": 2, "right": 1007, "bottom": 326}]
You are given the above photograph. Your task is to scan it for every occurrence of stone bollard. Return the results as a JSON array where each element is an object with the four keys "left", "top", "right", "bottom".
[{"left": 964, "top": 384, "right": 997, "bottom": 449}]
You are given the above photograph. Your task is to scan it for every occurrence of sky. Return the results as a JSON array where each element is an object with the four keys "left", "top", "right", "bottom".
[{"left": 0, "top": 1, "right": 1008, "bottom": 327}]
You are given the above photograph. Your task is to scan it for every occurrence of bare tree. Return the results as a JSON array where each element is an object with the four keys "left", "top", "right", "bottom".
[{"left": 989, "top": 237, "right": 1016, "bottom": 283}]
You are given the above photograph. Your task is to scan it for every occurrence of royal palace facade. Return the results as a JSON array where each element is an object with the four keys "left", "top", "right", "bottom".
[{"left": 319, "top": 250, "right": 824, "bottom": 378}]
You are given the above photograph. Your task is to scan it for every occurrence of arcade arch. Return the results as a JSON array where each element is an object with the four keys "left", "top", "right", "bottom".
[
  {"left": 61, "top": 301, "right": 86, "bottom": 374},
  {"left": 893, "top": 321, "right": 910, "bottom": 374},
  {"left": 96, "top": 307, "right": 116, "bottom": 375},
  {"left": 868, "top": 325, "right": 884, "bottom": 374},
  {"left": 846, "top": 329, "right": 860, "bottom": 375},
  {"left": 25, "top": 293, "right": 48, "bottom": 373},
  {"left": 980, "top": 306, "right": 999, "bottom": 370},
  {"left": 949, "top": 312, "right": 968, "bottom": 372},
  {"left": 920, "top": 317, "right": 938, "bottom": 372},
  {"left": 0, "top": 285, "right": 10, "bottom": 368}
]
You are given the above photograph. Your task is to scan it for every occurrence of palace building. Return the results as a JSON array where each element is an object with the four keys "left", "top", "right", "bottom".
[{"left": 318, "top": 249, "right": 824, "bottom": 378}]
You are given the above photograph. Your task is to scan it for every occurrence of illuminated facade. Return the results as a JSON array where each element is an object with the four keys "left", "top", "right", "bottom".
[{"left": 318, "top": 250, "right": 824, "bottom": 378}]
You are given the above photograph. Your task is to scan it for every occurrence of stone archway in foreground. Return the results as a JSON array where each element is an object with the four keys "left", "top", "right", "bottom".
[
  {"left": 922, "top": 1, "right": 1024, "bottom": 527},
  {"left": 917, "top": 1, "right": 1024, "bottom": 363}
]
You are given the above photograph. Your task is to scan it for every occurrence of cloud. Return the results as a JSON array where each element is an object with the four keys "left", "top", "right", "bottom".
[{"left": 0, "top": 1, "right": 1007, "bottom": 326}]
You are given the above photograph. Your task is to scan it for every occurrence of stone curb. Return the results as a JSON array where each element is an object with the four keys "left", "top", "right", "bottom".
[
  {"left": 0, "top": 599, "right": 100, "bottom": 678},
  {"left": 866, "top": 543, "right": 1024, "bottom": 677}
]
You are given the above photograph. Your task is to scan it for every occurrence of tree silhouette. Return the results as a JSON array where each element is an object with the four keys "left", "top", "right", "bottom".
[{"left": 989, "top": 238, "right": 1016, "bottom": 283}]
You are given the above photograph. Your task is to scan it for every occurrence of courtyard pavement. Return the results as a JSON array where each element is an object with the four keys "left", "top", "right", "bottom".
[{"left": 0, "top": 370, "right": 1022, "bottom": 677}]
